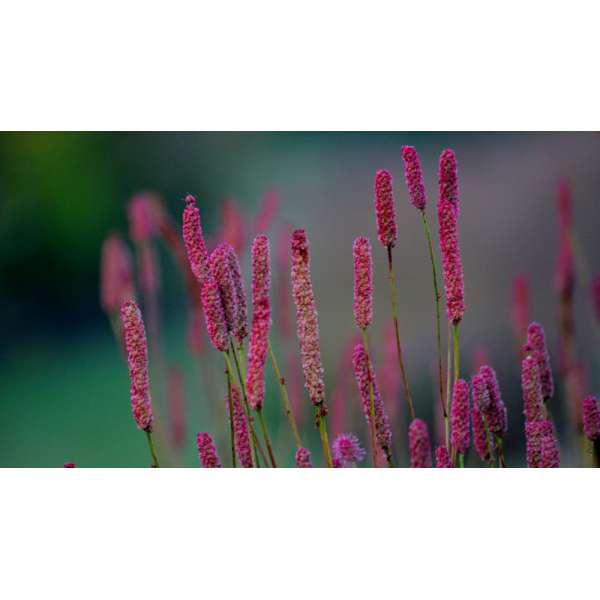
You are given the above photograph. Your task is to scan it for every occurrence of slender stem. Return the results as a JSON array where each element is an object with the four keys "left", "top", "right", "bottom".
[
  {"left": 445, "top": 322, "right": 452, "bottom": 449},
  {"left": 495, "top": 435, "right": 507, "bottom": 468},
  {"left": 257, "top": 408, "right": 278, "bottom": 467},
  {"left": 317, "top": 407, "right": 333, "bottom": 468},
  {"left": 452, "top": 321, "right": 460, "bottom": 384},
  {"left": 223, "top": 354, "right": 237, "bottom": 468},
  {"left": 421, "top": 211, "right": 446, "bottom": 428},
  {"left": 458, "top": 453, "right": 465, "bottom": 468},
  {"left": 268, "top": 340, "right": 302, "bottom": 449},
  {"left": 145, "top": 430, "right": 160, "bottom": 468},
  {"left": 386, "top": 245, "right": 416, "bottom": 421},
  {"left": 360, "top": 328, "right": 379, "bottom": 467}
]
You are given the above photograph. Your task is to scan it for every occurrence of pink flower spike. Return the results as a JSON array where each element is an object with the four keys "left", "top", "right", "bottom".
[
  {"left": 591, "top": 275, "right": 600, "bottom": 324},
  {"left": 183, "top": 194, "right": 210, "bottom": 286},
  {"left": 251, "top": 235, "right": 271, "bottom": 311},
  {"left": 209, "top": 243, "right": 238, "bottom": 334},
  {"left": 64, "top": 462, "right": 76, "bottom": 468},
  {"left": 295, "top": 447, "right": 313, "bottom": 468},
  {"left": 438, "top": 148, "right": 459, "bottom": 212},
  {"left": 524, "top": 322, "right": 554, "bottom": 401},
  {"left": 200, "top": 274, "right": 229, "bottom": 352},
  {"left": 374, "top": 170, "right": 397, "bottom": 247},
  {"left": 450, "top": 379, "right": 470, "bottom": 455},
  {"left": 353, "top": 236, "right": 373, "bottom": 330},
  {"left": 539, "top": 430, "right": 560, "bottom": 468},
  {"left": 478, "top": 365, "right": 508, "bottom": 437},
  {"left": 229, "top": 385, "right": 253, "bottom": 467},
  {"left": 196, "top": 432, "right": 222, "bottom": 468},
  {"left": 409, "top": 418, "right": 432, "bottom": 468},
  {"left": 401, "top": 145, "right": 427, "bottom": 210},
  {"left": 472, "top": 403, "right": 492, "bottom": 462},
  {"left": 227, "top": 245, "right": 248, "bottom": 343},
  {"left": 521, "top": 355, "right": 544, "bottom": 423},
  {"left": 100, "top": 233, "right": 135, "bottom": 314},
  {"left": 435, "top": 446, "right": 453, "bottom": 468},
  {"left": 332, "top": 433, "right": 366, "bottom": 467},
  {"left": 582, "top": 395, "right": 600, "bottom": 441},
  {"left": 120, "top": 300, "right": 154, "bottom": 432},
  {"left": 512, "top": 275, "right": 530, "bottom": 342},
  {"left": 525, "top": 420, "right": 554, "bottom": 468},
  {"left": 291, "top": 229, "right": 325, "bottom": 405}
]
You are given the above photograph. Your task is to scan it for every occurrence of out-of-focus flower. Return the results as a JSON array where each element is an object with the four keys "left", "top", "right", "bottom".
[
  {"left": 409, "top": 418, "right": 432, "bottom": 468},
  {"left": 332, "top": 433, "right": 366, "bottom": 467},
  {"left": 295, "top": 447, "right": 313, "bottom": 468}
]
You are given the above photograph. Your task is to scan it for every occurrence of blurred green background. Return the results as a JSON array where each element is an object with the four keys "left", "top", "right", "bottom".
[{"left": 1, "top": 132, "right": 599, "bottom": 467}]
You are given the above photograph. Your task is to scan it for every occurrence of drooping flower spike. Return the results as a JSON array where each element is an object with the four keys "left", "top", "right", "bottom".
[
  {"left": 295, "top": 447, "right": 313, "bottom": 468},
  {"left": 374, "top": 170, "right": 397, "bottom": 247},
  {"left": 401, "top": 145, "right": 427, "bottom": 210},
  {"left": 182, "top": 194, "right": 210, "bottom": 286},
  {"left": 332, "top": 433, "right": 366, "bottom": 467},
  {"left": 353, "top": 236, "right": 373, "bottom": 330},
  {"left": 409, "top": 418, "right": 432, "bottom": 468},
  {"left": 524, "top": 322, "right": 554, "bottom": 401},
  {"left": 197, "top": 432, "right": 222, "bottom": 468}
]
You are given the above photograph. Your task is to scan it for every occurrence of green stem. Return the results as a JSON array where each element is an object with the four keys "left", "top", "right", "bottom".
[
  {"left": 452, "top": 320, "right": 460, "bottom": 384},
  {"left": 223, "top": 354, "right": 237, "bottom": 468},
  {"left": 458, "top": 453, "right": 465, "bottom": 468},
  {"left": 145, "top": 430, "right": 160, "bottom": 468},
  {"left": 495, "top": 435, "right": 507, "bottom": 468},
  {"left": 317, "top": 407, "right": 333, "bottom": 468},
  {"left": 360, "top": 328, "right": 379, "bottom": 467},
  {"left": 268, "top": 340, "right": 302, "bottom": 449},
  {"left": 386, "top": 244, "right": 416, "bottom": 421},
  {"left": 445, "top": 322, "right": 452, "bottom": 449},
  {"left": 257, "top": 408, "right": 278, "bottom": 467}
]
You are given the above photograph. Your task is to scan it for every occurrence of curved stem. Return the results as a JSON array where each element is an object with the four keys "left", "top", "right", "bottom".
[
  {"left": 257, "top": 408, "right": 278, "bottom": 467},
  {"left": 145, "top": 430, "right": 160, "bottom": 468},
  {"left": 223, "top": 353, "right": 237, "bottom": 468},
  {"left": 360, "top": 328, "right": 379, "bottom": 467}
]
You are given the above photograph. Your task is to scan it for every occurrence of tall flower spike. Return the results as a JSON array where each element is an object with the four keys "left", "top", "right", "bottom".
[
  {"left": 401, "top": 145, "right": 427, "bottom": 210},
  {"left": 100, "top": 233, "right": 135, "bottom": 314},
  {"left": 200, "top": 275, "right": 229, "bottom": 352},
  {"left": 409, "top": 418, "right": 432, "bottom": 468},
  {"left": 582, "top": 395, "right": 600, "bottom": 441},
  {"left": 291, "top": 229, "right": 325, "bottom": 405},
  {"left": 450, "top": 378, "right": 470, "bottom": 455},
  {"left": 353, "top": 237, "right": 373, "bottom": 329},
  {"left": 524, "top": 322, "right": 554, "bottom": 401},
  {"left": 295, "top": 447, "right": 313, "bottom": 468},
  {"left": 352, "top": 343, "right": 393, "bottom": 456},
  {"left": 521, "top": 355, "right": 544, "bottom": 423},
  {"left": 332, "top": 433, "right": 366, "bottom": 467},
  {"left": 229, "top": 385, "right": 253, "bottom": 467},
  {"left": 226, "top": 245, "right": 248, "bottom": 343},
  {"left": 435, "top": 446, "right": 453, "bottom": 468},
  {"left": 209, "top": 243, "right": 238, "bottom": 333},
  {"left": 374, "top": 170, "right": 397, "bottom": 247},
  {"left": 246, "top": 235, "right": 272, "bottom": 410},
  {"left": 183, "top": 194, "right": 210, "bottom": 285},
  {"left": 438, "top": 150, "right": 465, "bottom": 323},
  {"left": 472, "top": 403, "right": 492, "bottom": 462},
  {"left": 539, "top": 429, "right": 560, "bottom": 468},
  {"left": 120, "top": 300, "right": 154, "bottom": 431},
  {"left": 525, "top": 420, "right": 554, "bottom": 468},
  {"left": 479, "top": 365, "right": 508, "bottom": 437},
  {"left": 196, "top": 432, "right": 222, "bottom": 468}
]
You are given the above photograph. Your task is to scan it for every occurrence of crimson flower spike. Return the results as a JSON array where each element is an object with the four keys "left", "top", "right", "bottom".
[
  {"left": 471, "top": 373, "right": 494, "bottom": 465},
  {"left": 196, "top": 432, "right": 222, "bottom": 468},
  {"left": 435, "top": 446, "right": 452, "bottom": 468},
  {"left": 120, "top": 299, "right": 159, "bottom": 467},
  {"left": 229, "top": 384, "right": 253, "bottom": 468},
  {"left": 478, "top": 365, "right": 508, "bottom": 466},
  {"left": 373, "top": 170, "right": 415, "bottom": 422},
  {"left": 291, "top": 229, "right": 332, "bottom": 467},
  {"left": 450, "top": 379, "right": 470, "bottom": 466},
  {"left": 332, "top": 433, "right": 366, "bottom": 467},
  {"left": 182, "top": 194, "right": 210, "bottom": 286},
  {"left": 524, "top": 322, "right": 554, "bottom": 403},
  {"left": 209, "top": 243, "right": 239, "bottom": 335}
]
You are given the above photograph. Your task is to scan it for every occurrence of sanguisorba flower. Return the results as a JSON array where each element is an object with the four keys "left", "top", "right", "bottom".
[
  {"left": 196, "top": 432, "right": 222, "bottom": 468},
  {"left": 401, "top": 145, "right": 427, "bottom": 210},
  {"left": 353, "top": 236, "right": 373, "bottom": 330},
  {"left": 295, "top": 447, "right": 313, "bottom": 468},
  {"left": 291, "top": 229, "right": 325, "bottom": 405},
  {"left": 409, "top": 418, "right": 432, "bottom": 468},
  {"left": 450, "top": 378, "right": 470, "bottom": 455},
  {"left": 121, "top": 300, "right": 154, "bottom": 432},
  {"left": 374, "top": 170, "right": 397, "bottom": 247},
  {"left": 332, "top": 433, "right": 366, "bottom": 467},
  {"left": 229, "top": 384, "right": 253, "bottom": 468},
  {"left": 200, "top": 274, "right": 229, "bottom": 352},
  {"left": 435, "top": 446, "right": 452, "bottom": 468},
  {"left": 182, "top": 194, "right": 210, "bottom": 285},
  {"left": 246, "top": 235, "right": 272, "bottom": 411},
  {"left": 582, "top": 395, "right": 600, "bottom": 441},
  {"left": 521, "top": 355, "right": 544, "bottom": 423},
  {"left": 352, "top": 343, "right": 392, "bottom": 456},
  {"left": 209, "top": 243, "right": 238, "bottom": 334},
  {"left": 100, "top": 233, "right": 135, "bottom": 314},
  {"left": 524, "top": 322, "right": 554, "bottom": 401},
  {"left": 437, "top": 149, "right": 464, "bottom": 323}
]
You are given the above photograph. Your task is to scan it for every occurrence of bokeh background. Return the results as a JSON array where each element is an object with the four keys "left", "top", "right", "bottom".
[{"left": 1, "top": 132, "right": 599, "bottom": 467}]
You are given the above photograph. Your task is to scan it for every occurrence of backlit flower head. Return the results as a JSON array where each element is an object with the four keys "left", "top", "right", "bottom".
[
  {"left": 332, "top": 433, "right": 366, "bottom": 466},
  {"left": 521, "top": 355, "right": 544, "bottom": 423},
  {"left": 209, "top": 243, "right": 238, "bottom": 333},
  {"left": 291, "top": 229, "right": 325, "bottom": 405},
  {"left": 100, "top": 233, "right": 135, "bottom": 314},
  {"left": 401, "top": 145, "right": 427, "bottom": 210},
  {"left": 229, "top": 384, "right": 253, "bottom": 468},
  {"left": 295, "top": 447, "right": 313, "bottom": 468},
  {"left": 450, "top": 378, "right": 470, "bottom": 455},
  {"left": 524, "top": 322, "right": 554, "bottom": 401},
  {"left": 196, "top": 432, "right": 222, "bottom": 468},
  {"left": 200, "top": 274, "right": 229, "bottom": 352},
  {"left": 120, "top": 300, "right": 154, "bottom": 432},
  {"left": 435, "top": 446, "right": 452, "bottom": 468},
  {"left": 183, "top": 194, "right": 210, "bottom": 285},
  {"left": 353, "top": 236, "right": 373, "bottom": 329},
  {"left": 409, "top": 418, "right": 432, "bottom": 468},
  {"left": 582, "top": 395, "right": 600, "bottom": 441},
  {"left": 374, "top": 170, "right": 397, "bottom": 247}
]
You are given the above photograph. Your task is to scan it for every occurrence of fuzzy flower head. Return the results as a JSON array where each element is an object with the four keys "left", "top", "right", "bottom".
[
  {"left": 120, "top": 300, "right": 154, "bottom": 432},
  {"left": 478, "top": 365, "right": 507, "bottom": 437},
  {"left": 332, "top": 433, "right": 366, "bottom": 467},
  {"left": 525, "top": 419, "right": 554, "bottom": 468},
  {"left": 209, "top": 243, "right": 238, "bottom": 334},
  {"left": 200, "top": 274, "right": 229, "bottom": 352},
  {"left": 451, "top": 379, "right": 470, "bottom": 455},
  {"left": 539, "top": 430, "right": 560, "bottom": 468},
  {"left": 228, "top": 385, "right": 253, "bottom": 467},
  {"left": 182, "top": 195, "right": 210, "bottom": 286},
  {"left": 196, "top": 432, "right": 222, "bottom": 468},
  {"left": 100, "top": 233, "right": 135, "bottom": 314},
  {"left": 295, "top": 447, "right": 313, "bottom": 468},
  {"left": 524, "top": 322, "right": 554, "bottom": 401},
  {"left": 401, "top": 145, "right": 427, "bottom": 210},
  {"left": 435, "top": 446, "right": 453, "bottom": 468},
  {"left": 409, "top": 418, "right": 432, "bottom": 468},
  {"left": 582, "top": 395, "right": 600, "bottom": 441},
  {"left": 352, "top": 343, "right": 392, "bottom": 455},
  {"left": 438, "top": 149, "right": 459, "bottom": 212},
  {"left": 291, "top": 229, "right": 325, "bottom": 405},
  {"left": 521, "top": 355, "right": 544, "bottom": 423},
  {"left": 353, "top": 236, "right": 373, "bottom": 330},
  {"left": 374, "top": 170, "right": 397, "bottom": 247},
  {"left": 227, "top": 245, "right": 248, "bottom": 343}
]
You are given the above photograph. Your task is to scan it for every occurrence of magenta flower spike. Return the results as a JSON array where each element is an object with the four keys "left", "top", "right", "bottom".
[
  {"left": 582, "top": 395, "right": 600, "bottom": 441},
  {"left": 437, "top": 150, "right": 464, "bottom": 323},
  {"left": 450, "top": 378, "right": 470, "bottom": 456},
  {"left": 521, "top": 355, "right": 544, "bottom": 423},
  {"left": 100, "top": 233, "right": 135, "bottom": 314},
  {"left": 374, "top": 170, "right": 397, "bottom": 247},
  {"left": 512, "top": 275, "right": 531, "bottom": 342},
  {"left": 182, "top": 194, "right": 210, "bottom": 286},
  {"left": 524, "top": 322, "right": 554, "bottom": 401},
  {"left": 209, "top": 243, "right": 238, "bottom": 334},
  {"left": 435, "top": 446, "right": 453, "bottom": 468},
  {"left": 200, "top": 274, "right": 229, "bottom": 352},
  {"left": 295, "top": 447, "right": 313, "bottom": 468},
  {"left": 353, "top": 236, "right": 373, "bottom": 330},
  {"left": 409, "top": 418, "right": 432, "bottom": 468},
  {"left": 332, "top": 433, "right": 366, "bottom": 467},
  {"left": 472, "top": 403, "right": 492, "bottom": 462},
  {"left": 539, "top": 430, "right": 560, "bottom": 468},
  {"left": 246, "top": 235, "right": 272, "bottom": 411},
  {"left": 525, "top": 420, "right": 554, "bottom": 468},
  {"left": 352, "top": 343, "right": 393, "bottom": 456},
  {"left": 229, "top": 385, "right": 253, "bottom": 467},
  {"left": 226, "top": 245, "right": 248, "bottom": 344},
  {"left": 401, "top": 145, "right": 427, "bottom": 210},
  {"left": 291, "top": 229, "right": 325, "bottom": 405},
  {"left": 479, "top": 365, "right": 508, "bottom": 437},
  {"left": 196, "top": 432, "right": 222, "bottom": 468},
  {"left": 591, "top": 275, "right": 600, "bottom": 324},
  {"left": 120, "top": 300, "right": 154, "bottom": 432}
]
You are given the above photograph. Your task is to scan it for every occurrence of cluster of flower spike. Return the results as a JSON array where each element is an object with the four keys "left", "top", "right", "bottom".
[
  {"left": 210, "top": 243, "right": 239, "bottom": 334},
  {"left": 353, "top": 237, "right": 373, "bottom": 330}
]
